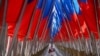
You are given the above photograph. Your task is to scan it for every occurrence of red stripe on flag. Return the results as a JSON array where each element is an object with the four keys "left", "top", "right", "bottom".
[
  {"left": 60, "top": 21, "right": 69, "bottom": 41},
  {"left": 7, "top": 23, "right": 16, "bottom": 38},
  {"left": 54, "top": 32, "right": 61, "bottom": 42},
  {"left": 69, "top": 13, "right": 80, "bottom": 39},
  {"left": 38, "top": 18, "right": 47, "bottom": 38},
  {"left": 79, "top": 0, "right": 99, "bottom": 39},
  {"left": 29, "top": 9, "right": 42, "bottom": 40},
  {"left": 77, "top": 14, "right": 89, "bottom": 39},
  {"left": 6, "top": 0, "right": 24, "bottom": 23},
  {"left": 18, "top": 0, "right": 37, "bottom": 41}
]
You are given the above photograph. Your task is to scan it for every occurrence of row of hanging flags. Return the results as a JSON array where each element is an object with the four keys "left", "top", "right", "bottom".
[{"left": 0, "top": 0, "right": 100, "bottom": 42}]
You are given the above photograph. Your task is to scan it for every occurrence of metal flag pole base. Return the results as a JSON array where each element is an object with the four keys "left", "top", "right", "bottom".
[
  {"left": 50, "top": 38, "right": 54, "bottom": 49},
  {"left": 5, "top": 36, "right": 12, "bottom": 56}
]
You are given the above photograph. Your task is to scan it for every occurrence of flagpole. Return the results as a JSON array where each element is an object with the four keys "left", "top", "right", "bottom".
[
  {"left": 63, "top": 14, "right": 75, "bottom": 47},
  {"left": 39, "top": 5, "right": 54, "bottom": 46},
  {"left": 0, "top": 0, "right": 7, "bottom": 55},
  {"left": 59, "top": 30, "right": 65, "bottom": 45},
  {"left": 0, "top": 22, "right": 8, "bottom": 56},
  {"left": 72, "top": 1, "right": 98, "bottom": 55},
  {"left": 61, "top": 1, "right": 88, "bottom": 55},
  {"left": 35, "top": 37, "right": 40, "bottom": 53},
  {"left": 58, "top": 30, "right": 69, "bottom": 55},
  {"left": 19, "top": 1, "right": 42, "bottom": 55},
  {"left": 39, "top": 27, "right": 48, "bottom": 46},
  {"left": 39, "top": 28, "right": 47, "bottom": 43},
  {"left": 62, "top": 17, "right": 72, "bottom": 42},
  {"left": 38, "top": 28, "right": 48, "bottom": 52},
  {"left": 73, "top": 13, "right": 86, "bottom": 54},
  {"left": 6, "top": 0, "right": 28, "bottom": 56},
  {"left": 75, "top": 2, "right": 98, "bottom": 55},
  {"left": 94, "top": 0, "right": 100, "bottom": 56},
  {"left": 92, "top": 0, "right": 100, "bottom": 55},
  {"left": 79, "top": 0, "right": 100, "bottom": 54},
  {"left": 62, "top": 11, "right": 75, "bottom": 51},
  {"left": 72, "top": 2, "right": 89, "bottom": 54},
  {"left": 62, "top": 12, "right": 78, "bottom": 56},
  {"left": 62, "top": 12, "right": 77, "bottom": 56},
  {"left": 38, "top": 16, "right": 51, "bottom": 48},
  {"left": 80, "top": 6, "right": 98, "bottom": 55},
  {"left": 90, "top": 32, "right": 97, "bottom": 56},
  {"left": 28, "top": 0, "right": 47, "bottom": 54},
  {"left": 12, "top": 37, "right": 18, "bottom": 56},
  {"left": 30, "top": 0, "right": 56, "bottom": 54},
  {"left": 63, "top": 16, "right": 74, "bottom": 41},
  {"left": 94, "top": 0, "right": 100, "bottom": 39},
  {"left": 18, "top": 0, "right": 39, "bottom": 56},
  {"left": 5, "top": 36, "right": 12, "bottom": 56},
  {"left": 38, "top": 0, "right": 55, "bottom": 47},
  {"left": 3, "top": 24, "right": 8, "bottom": 56},
  {"left": 62, "top": 16, "right": 72, "bottom": 41},
  {"left": 43, "top": 31, "right": 50, "bottom": 46}
]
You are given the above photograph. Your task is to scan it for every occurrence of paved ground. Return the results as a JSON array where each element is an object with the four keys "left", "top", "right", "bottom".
[{"left": 42, "top": 44, "right": 64, "bottom": 56}]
